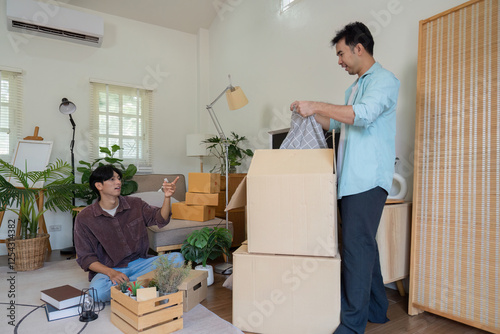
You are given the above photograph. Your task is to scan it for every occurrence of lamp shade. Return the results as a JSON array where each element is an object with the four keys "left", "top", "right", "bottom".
[
  {"left": 225, "top": 86, "right": 248, "bottom": 110},
  {"left": 59, "top": 98, "right": 76, "bottom": 115},
  {"left": 186, "top": 133, "right": 213, "bottom": 157}
]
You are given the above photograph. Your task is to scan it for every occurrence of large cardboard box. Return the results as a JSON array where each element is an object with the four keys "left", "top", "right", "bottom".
[
  {"left": 172, "top": 202, "right": 216, "bottom": 222},
  {"left": 188, "top": 173, "right": 221, "bottom": 194},
  {"left": 138, "top": 269, "right": 209, "bottom": 312},
  {"left": 185, "top": 192, "right": 219, "bottom": 206},
  {"left": 228, "top": 149, "right": 338, "bottom": 257},
  {"left": 232, "top": 244, "right": 340, "bottom": 334}
]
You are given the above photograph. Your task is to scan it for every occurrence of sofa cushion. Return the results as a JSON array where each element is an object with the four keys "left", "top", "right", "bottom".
[
  {"left": 129, "top": 191, "right": 178, "bottom": 207},
  {"left": 148, "top": 218, "right": 233, "bottom": 250}
]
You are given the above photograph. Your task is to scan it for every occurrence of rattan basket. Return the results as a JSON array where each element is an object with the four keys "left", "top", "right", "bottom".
[{"left": 7, "top": 233, "right": 50, "bottom": 271}]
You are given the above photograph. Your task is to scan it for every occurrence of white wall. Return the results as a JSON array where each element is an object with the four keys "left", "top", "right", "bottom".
[
  {"left": 0, "top": 0, "right": 470, "bottom": 253},
  {"left": 0, "top": 0, "right": 203, "bottom": 253},
  {"left": 207, "top": 0, "right": 469, "bottom": 193}
]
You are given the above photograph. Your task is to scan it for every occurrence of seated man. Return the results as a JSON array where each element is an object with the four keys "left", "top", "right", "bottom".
[{"left": 74, "top": 164, "right": 184, "bottom": 302}]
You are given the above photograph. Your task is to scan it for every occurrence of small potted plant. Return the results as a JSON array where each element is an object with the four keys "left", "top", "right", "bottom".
[
  {"left": 181, "top": 227, "right": 232, "bottom": 286},
  {"left": 127, "top": 280, "right": 143, "bottom": 300},
  {"left": 118, "top": 282, "right": 130, "bottom": 296},
  {"left": 203, "top": 132, "right": 253, "bottom": 174},
  {"left": 152, "top": 255, "right": 191, "bottom": 304}
]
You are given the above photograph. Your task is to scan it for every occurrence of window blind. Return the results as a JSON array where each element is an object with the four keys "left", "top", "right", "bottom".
[
  {"left": 410, "top": 0, "right": 499, "bottom": 331},
  {"left": 0, "top": 69, "right": 23, "bottom": 161},
  {"left": 89, "top": 82, "right": 153, "bottom": 170}
]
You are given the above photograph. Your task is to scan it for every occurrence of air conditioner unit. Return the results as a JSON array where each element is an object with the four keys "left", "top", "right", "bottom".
[{"left": 6, "top": 0, "right": 104, "bottom": 47}]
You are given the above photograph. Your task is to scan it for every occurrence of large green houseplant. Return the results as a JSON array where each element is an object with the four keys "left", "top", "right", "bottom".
[
  {"left": 203, "top": 132, "right": 253, "bottom": 174},
  {"left": 75, "top": 144, "right": 138, "bottom": 205},
  {"left": 181, "top": 227, "right": 232, "bottom": 286},
  {"left": 0, "top": 159, "right": 83, "bottom": 271}
]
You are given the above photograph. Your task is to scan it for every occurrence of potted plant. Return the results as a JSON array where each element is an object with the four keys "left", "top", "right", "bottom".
[
  {"left": 153, "top": 255, "right": 191, "bottom": 296},
  {"left": 181, "top": 227, "right": 232, "bottom": 286},
  {"left": 75, "top": 144, "right": 138, "bottom": 205},
  {"left": 127, "top": 280, "right": 143, "bottom": 300},
  {"left": 203, "top": 132, "right": 253, "bottom": 174},
  {"left": 0, "top": 159, "right": 83, "bottom": 271}
]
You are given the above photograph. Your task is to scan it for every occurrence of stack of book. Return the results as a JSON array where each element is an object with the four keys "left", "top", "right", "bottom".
[{"left": 41, "top": 284, "right": 82, "bottom": 321}]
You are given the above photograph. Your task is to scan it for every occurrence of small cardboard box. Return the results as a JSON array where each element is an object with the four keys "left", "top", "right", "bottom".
[
  {"left": 227, "top": 149, "right": 338, "bottom": 257},
  {"left": 138, "top": 269, "right": 209, "bottom": 312},
  {"left": 178, "top": 270, "right": 209, "bottom": 312},
  {"left": 172, "top": 202, "right": 216, "bottom": 222},
  {"left": 232, "top": 244, "right": 340, "bottom": 334},
  {"left": 188, "top": 173, "right": 221, "bottom": 194},
  {"left": 185, "top": 192, "right": 219, "bottom": 206}
]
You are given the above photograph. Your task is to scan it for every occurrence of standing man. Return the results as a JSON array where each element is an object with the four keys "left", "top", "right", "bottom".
[
  {"left": 291, "top": 22, "right": 400, "bottom": 333},
  {"left": 74, "top": 164, "right": 184, "bottom": 302}
]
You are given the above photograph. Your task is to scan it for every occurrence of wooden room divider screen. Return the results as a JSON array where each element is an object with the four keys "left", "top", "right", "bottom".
[{"left": 409, "top": 0, "right": 499, "bottom": 332}]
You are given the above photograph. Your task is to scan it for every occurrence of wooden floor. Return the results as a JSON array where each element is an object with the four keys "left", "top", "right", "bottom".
[{"left": 0, "top": 251, "right": 490, "bottom": 334}]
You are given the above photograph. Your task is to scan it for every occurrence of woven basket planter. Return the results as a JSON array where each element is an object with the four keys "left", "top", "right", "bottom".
[{"left": 7, "top": 233, "right": 50, "bottom": 271}]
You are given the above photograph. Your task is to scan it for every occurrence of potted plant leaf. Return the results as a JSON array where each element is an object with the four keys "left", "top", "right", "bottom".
[
  {"left": 0, "top": 158, "right": 84, "bottom": 271},
  {"left": 203, "top": 132, "right": 253, "bottom": 174},
  {"left": 75, "top": 144, "right": 138, "bottom": 205},
  {"left": 180, "top": 227, "right": 232, "bottom": 286}
]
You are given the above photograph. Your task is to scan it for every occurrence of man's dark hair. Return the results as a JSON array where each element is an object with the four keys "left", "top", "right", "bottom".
[
  {"left": 331, "top": 22, "right": 374, "bottom": 56},
  {"left": 89, "top": 164, "right": 122, "bottom": 198}
]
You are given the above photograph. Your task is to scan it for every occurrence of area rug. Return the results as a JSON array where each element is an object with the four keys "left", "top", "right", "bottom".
[{"left": 0, "top": 260, "right": 243, "bottom": 334}]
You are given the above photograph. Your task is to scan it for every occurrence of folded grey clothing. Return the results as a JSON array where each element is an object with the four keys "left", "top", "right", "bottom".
[{"left": 280, "top": 111, "right": 328, "bottom": 149}]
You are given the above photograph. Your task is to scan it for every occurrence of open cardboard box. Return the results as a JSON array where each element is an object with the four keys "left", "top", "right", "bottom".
[{"left": 226, "top": 148, "right": 338, "bottom": 257}]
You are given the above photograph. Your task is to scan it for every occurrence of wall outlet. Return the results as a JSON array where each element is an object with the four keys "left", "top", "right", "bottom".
[{"left": 49, "top": 225, "right": 62, "bottom": 232}]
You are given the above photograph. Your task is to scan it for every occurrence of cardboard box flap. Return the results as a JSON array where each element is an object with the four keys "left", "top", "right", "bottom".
[
  {"left": 225, "top": 176, "right": 247, "bottom": 211},
  {"left": 178, "top": 270, "right": 208, "bottom": 290},
  {"left": 248, "top": 149, "right": 335, "bottom": 175}
]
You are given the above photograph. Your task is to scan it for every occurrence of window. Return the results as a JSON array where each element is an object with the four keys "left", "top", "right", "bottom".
[
  {"left": 90, "top": 82, "right": 152, "bottom": 170},
  {"left": 281, "top": 0, "right": 299, "bottom": 12},
  {"left": 0, "top": 69, "right": 23, "bottom": 161}
]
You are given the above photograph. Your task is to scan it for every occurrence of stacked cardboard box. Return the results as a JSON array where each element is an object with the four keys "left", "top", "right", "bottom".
[
  {"left": 229, "top": 149, "right": 341, "bottom": 334},
  {"left": 172, "top": 173, "right": 220, "bottom": 222}
]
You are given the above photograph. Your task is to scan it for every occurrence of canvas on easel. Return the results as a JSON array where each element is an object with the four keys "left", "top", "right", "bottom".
[{"left": 10, "top": 140, "right": 53, "bottom": 188}]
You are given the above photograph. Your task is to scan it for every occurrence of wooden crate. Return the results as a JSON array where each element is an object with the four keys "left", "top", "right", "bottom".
[{"left": 110, "top": 281, "right": 183, "bottom": 334}]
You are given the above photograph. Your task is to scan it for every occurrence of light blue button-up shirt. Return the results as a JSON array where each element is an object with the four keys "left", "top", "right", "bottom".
[{"left": 330, "top": 62, "right": 400, "bottom": 199}]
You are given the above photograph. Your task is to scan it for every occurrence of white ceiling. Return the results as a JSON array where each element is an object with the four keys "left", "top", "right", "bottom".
[{"left": 68, "top": 0, "right": 220, "bottom": 34}]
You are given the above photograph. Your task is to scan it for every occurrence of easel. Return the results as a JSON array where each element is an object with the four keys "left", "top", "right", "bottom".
[{"left": 0, "top": 127, "right": 52, "bottom": 253}]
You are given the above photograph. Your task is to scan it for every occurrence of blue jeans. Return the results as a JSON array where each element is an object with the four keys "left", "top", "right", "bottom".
[
  {"left": 89, "top": 252, "right": 184, "bottom": 302},
  {"left": 334, "top": 187, "right": 389, "bottom": 334}
]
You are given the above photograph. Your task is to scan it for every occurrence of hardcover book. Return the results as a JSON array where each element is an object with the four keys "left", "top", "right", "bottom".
[
  {"left": 45, "top": 303, "right": 80, "bottom": 321},
  {"left": 40, "top": 284, "right": 82, "bottom": 310}
]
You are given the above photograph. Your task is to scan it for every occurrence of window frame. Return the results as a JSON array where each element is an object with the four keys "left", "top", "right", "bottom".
[
  {"left": 89, "top": 81, "right": 153, "bottom": 171},
  {"left": 0, "top": 68, "right": 23, "bottom": 162}
]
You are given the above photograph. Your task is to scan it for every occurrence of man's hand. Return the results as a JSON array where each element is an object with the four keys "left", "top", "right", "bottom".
[
  {"left": 107, "top": 269, "right": 130, "bottom": 285},
  {"left": 89, "top": 261, "right": 129, "bottom": 285},
  {"left": 290, "top": 101, "right": 316, "bottom": 118},
  {"left": 162, "top": 176, "right": 179, "bottom": 198}
]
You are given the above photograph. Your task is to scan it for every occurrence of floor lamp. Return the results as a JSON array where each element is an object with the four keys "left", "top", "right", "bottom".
[
  {"left": 59, "top": 98, "right": 77, "bottom": 256},
  {"left": 206, "top": 75, "right": 248, "bottom": 275}
]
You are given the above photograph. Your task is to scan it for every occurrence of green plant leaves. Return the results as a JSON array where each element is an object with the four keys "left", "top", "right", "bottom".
[{"left": 181, "top": 227, "right": 233, "bottom": 267}]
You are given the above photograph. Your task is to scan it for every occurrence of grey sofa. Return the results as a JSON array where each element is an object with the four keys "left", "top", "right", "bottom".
[{"left": 131, "top": 174, "right": 233, "bottom": 254}]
